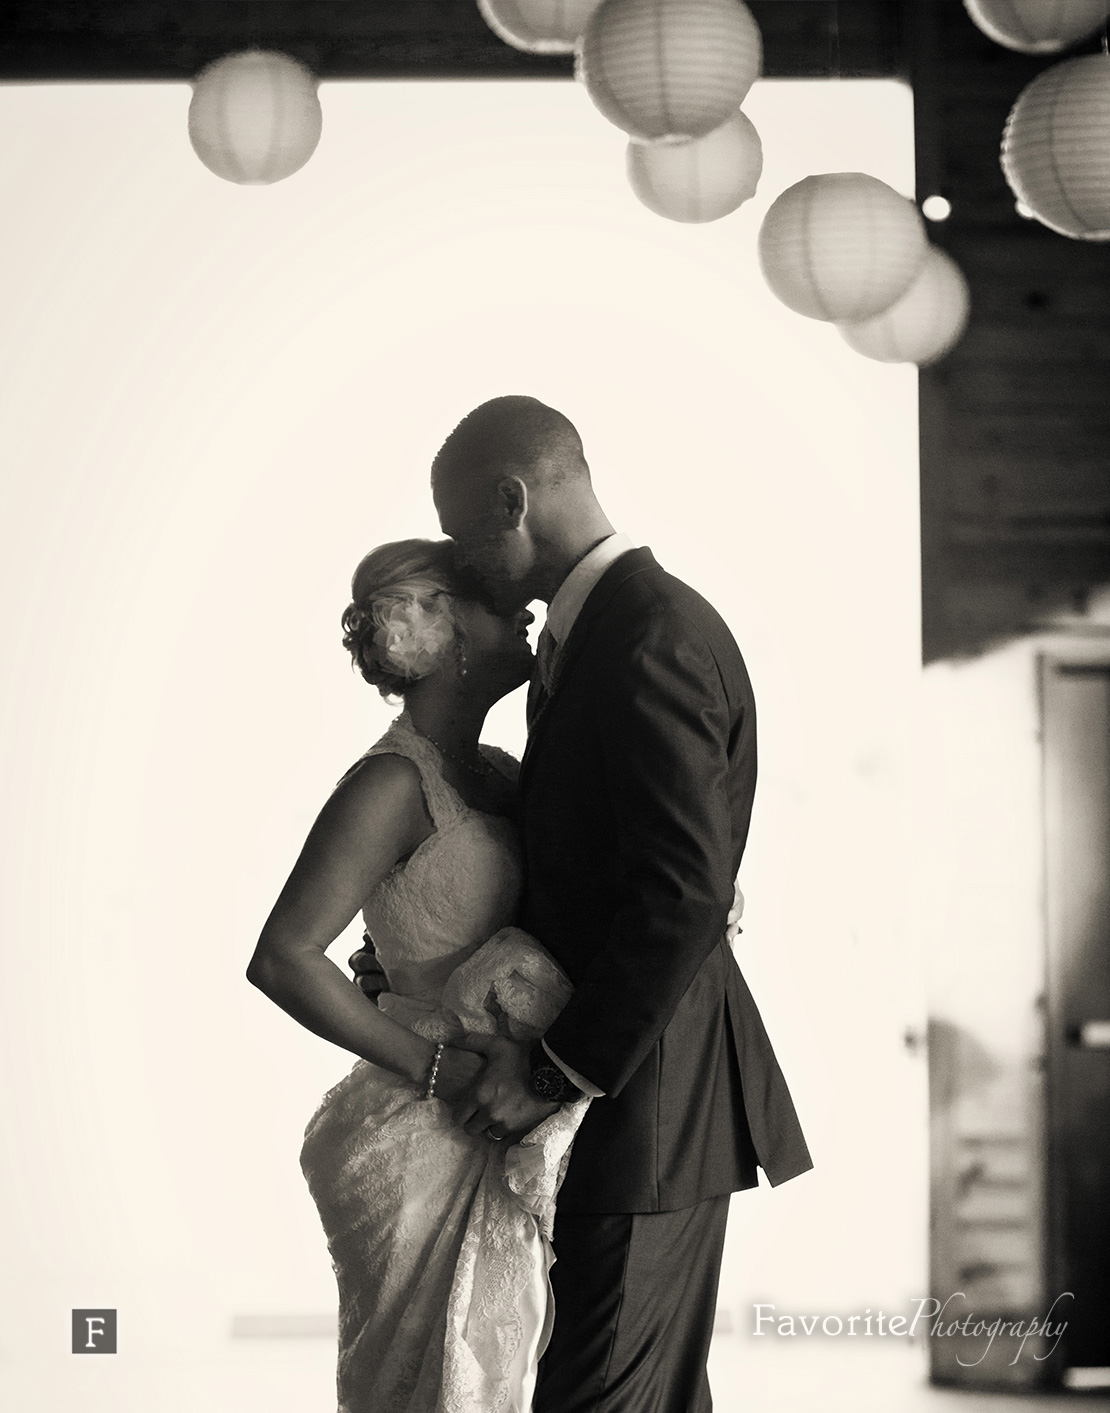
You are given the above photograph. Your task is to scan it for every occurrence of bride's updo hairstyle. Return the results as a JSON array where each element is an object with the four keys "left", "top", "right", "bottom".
[{"left": 342, "top": 539, "right": 470, "bottom": 699}]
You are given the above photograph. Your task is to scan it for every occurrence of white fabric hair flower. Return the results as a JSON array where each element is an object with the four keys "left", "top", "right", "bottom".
[{"left": 371, "top": 592, "right": 455, "bottom": 680}]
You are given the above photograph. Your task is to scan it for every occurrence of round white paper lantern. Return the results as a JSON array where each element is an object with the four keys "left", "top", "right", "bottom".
[
  {"left": 189, "top": 50, "right": 322, "bottom": 185},
  {"left": 1001, "top": 52, "right": 1110, "bottom": 240},
  {"left": 963, "top": 0, "right": 1110, "bottom": 54},
  {"left": 626, "top": 109, "right": 763, "bottom": 221},
  {"left": 478, "top": 0, "right": 603, "bottom": 52},
  {"left": 839, "top": 246, "right": 971, "bottom": 365},
  {"left": 578, "top": 0, "right": 762, "bottom": 143},
  {"left": 757, "top": 173, "right": 928, "bottom": 322}
]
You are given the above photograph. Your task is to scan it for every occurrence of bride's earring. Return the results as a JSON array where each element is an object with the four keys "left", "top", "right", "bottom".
[{"left": 455, "top": 637, "right": 468, "bottom": 681}]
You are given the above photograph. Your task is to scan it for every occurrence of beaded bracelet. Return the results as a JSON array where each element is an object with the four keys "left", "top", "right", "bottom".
[{"left": 424, "top": 1042, "right": 444, "bottom": 1101}]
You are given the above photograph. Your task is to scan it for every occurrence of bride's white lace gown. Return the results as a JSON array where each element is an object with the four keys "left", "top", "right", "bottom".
[{"left": 300, "top": 712, "right": 587, "bottom": 1413}]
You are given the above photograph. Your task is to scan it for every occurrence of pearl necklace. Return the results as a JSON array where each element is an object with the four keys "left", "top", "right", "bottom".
[{"left": 414, "top": 724, "right": 494, "bottom": 779}]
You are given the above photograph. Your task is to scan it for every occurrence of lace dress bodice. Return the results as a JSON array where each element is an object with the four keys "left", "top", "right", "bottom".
[{"left": 356, "top": 712, "right": 523, "bottom": 1028}]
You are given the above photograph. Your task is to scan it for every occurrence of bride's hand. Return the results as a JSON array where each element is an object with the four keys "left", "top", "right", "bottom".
[
  {"left": 446, "top": 1033, "right": 559, "bottom": 1143},
  {"left": 433, "top": 1045, "right": 486, "bottom": 1102}
]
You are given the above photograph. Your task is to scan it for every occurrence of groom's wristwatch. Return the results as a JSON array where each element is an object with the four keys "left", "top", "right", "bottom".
[{"left": 528, "top": 1041, "right": 584, "bottom": 1104}]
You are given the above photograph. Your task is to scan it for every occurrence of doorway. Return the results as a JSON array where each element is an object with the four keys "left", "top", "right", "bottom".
[{"left": 1041, "top": 655, "right": 1110, "bottom": 1371}]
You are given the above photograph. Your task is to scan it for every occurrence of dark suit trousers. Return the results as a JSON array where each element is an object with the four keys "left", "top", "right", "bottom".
[{"left": 532, "top": 1195, "right": 731, "bottom": 1413}]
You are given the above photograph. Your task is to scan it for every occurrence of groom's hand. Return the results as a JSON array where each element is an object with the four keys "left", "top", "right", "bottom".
[
  {"left": 448, "top": 1033, "right": 559, "bottom": 1142},
  {"left": 349, "top": 939, "right": 388, "bottom": 1002}
]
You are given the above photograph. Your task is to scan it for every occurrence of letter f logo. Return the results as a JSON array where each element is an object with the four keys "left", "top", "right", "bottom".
[{"left": 72, "top": 1309, "right": 117, "bottom": 1354}]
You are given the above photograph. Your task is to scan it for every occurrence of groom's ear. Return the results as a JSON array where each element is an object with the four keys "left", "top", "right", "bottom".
[{"left": 496, "top": 476, "right": 528, "bottom": 529}]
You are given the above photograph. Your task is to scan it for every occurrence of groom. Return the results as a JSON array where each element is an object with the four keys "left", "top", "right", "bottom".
[{"left": 422, "top": 395, "right": 812, "bottom": 1411}]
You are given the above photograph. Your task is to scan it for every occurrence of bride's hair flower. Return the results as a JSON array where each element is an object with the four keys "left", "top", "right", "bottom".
[
  {"left": 342, "top": 540, "right": 469, "bottom": 699},
  {"left": 371, "top": 592, "right": 455, "bottom": 681}
]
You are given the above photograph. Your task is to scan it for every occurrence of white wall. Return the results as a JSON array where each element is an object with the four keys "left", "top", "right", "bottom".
[{"left": 0, "top": 76, "right": 925, "bottom": 1398}]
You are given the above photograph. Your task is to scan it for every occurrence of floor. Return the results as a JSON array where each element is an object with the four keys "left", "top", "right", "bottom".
[
  {"left": 7, "top": 1332, "right": 1109, "bottom": 1412},
  {"left": 707, "top": 1337, "right": 1110, "bottom": 1413}
]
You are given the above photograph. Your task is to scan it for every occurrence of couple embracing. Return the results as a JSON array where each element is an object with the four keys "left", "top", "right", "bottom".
[{"left": 248, "top": 395, "right": 812, "bottom": 1413}]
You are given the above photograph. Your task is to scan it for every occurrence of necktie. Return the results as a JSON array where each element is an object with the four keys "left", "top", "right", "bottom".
[{"left": 536, "top": 623, "right": 558, "bottom": 694}]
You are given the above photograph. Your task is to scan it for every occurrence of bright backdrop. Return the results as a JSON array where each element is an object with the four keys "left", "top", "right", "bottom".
[{"left": 0, "top": 75, "right": 925, "bottom": 1408}]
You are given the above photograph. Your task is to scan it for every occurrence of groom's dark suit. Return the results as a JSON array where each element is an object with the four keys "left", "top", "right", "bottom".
[
  {"left": 520, "top": 545, "right": 811, "bottom": 1409},
  {"left": 521, "top": 545, "right": 810, "bottom": 1206}
]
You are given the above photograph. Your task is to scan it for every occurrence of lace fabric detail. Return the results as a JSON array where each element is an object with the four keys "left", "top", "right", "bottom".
[
  {"left": 439, "top": 928, "right": 589, "bottom": 1242},
  {"left": 358, "top": 711, "right": 472, "bottom": 830},
  {"left": 438, "top": 928, "right": 592, "bottom": 1412},
  {"left": 301, "top": 719, "right": 588, "bottom": 1413},
  {"left": 353, "top": 712, "right": 524, "bottom": 997},
  {"left": 476, "top": 742, "right": 520, "bottom": 785}
]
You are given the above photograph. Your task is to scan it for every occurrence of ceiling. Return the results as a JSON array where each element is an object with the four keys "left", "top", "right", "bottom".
[{"left": 0, "top": 1, "right": 905, "bottom": 81}]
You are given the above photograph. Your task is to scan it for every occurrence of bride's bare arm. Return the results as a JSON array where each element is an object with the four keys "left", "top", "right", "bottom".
[{"left": 246, "top": 754, "right": 481, "bottom": 1098}]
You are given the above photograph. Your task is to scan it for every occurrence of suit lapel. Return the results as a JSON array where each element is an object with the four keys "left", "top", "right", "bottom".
[
  {"left": 525, "top": 671, "right": 547, "bottom": 733},
  {"left": 520, "top": 547, "right": 656, "bottom": 788}
]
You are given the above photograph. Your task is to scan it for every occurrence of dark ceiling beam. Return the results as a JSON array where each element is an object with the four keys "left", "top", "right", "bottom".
[
  {"left": 912, "top": 0, "right": 1110, "bottom": 661},
  {"left": 0, "top": 1, "right": 906, "bottom": 82}
]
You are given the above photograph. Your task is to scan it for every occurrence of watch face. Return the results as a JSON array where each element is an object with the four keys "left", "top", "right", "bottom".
[{"left": 531, "top": 1065, "right": 566, "bottom": 1101}]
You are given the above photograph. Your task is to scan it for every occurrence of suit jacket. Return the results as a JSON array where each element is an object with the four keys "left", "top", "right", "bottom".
[{"left": 520, "top": 547, "right": 812, "bottom": 1214}]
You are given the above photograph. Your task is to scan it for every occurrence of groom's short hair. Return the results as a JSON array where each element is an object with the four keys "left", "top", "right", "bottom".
[{"left": 432, "top": 395, "right": 590, "bottom": 492}]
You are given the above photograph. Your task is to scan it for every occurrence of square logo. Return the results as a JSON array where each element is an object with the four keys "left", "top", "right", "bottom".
[{"left": 72, "top": 1309, "right": 117, "bottom": 1354}]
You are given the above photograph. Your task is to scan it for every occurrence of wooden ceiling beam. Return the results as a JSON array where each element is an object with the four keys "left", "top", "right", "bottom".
[{"left": 0, "top": 1, "right": 906, "bottom": 82}]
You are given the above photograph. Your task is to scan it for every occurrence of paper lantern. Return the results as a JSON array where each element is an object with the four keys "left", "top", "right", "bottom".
[
  {"left": 188, "top": 50, "right": 322, "bottom": 185},
  {"left": 626, "top": 110, "right": 763, "bottom": 221},
  {"left": 1001, "top": 53, "right": 1110, "bottom": 240},
  {"left": 963, "top": 0, "right": 1110, "bottom": 54},
  {"left": 478, "top": 0, "right": 603, "bottom": 52},
  {"left": 578, "top": 0, "right": 762, "bottom": 143},
  {"left": 757, "top": 173, "right": 928, "bottom": 323},
  {"left": 839, "top": 247, "right": 971, "bottom": 366}
]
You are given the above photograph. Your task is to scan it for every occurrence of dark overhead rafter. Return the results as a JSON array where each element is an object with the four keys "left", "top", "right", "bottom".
[
  {"left": 911, "top": 0, "right": 1110, "bottom": 660},
  {"left": 0, "top": 1, "right": 907, "bottom": 82}
]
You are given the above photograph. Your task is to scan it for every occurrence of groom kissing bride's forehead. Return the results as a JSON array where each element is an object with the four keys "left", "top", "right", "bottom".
[
  {"left": 430, "top": 393, "right": 813, "bottom": 1410},
  {"left": 430, "top": 394, "right": 614, "bottom": 615}
]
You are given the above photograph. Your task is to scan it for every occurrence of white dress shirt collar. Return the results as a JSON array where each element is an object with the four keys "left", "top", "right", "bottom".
[{"left": 544, "top": 532, "right": 636, "bottom": 646}]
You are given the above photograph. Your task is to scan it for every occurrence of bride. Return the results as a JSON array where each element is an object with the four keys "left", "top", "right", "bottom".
[{"left": 246, "top": 537, "right": 589, "bottom": 1413}]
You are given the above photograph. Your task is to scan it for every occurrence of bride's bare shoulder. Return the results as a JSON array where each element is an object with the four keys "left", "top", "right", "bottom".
[
  {"left": 326, "top": 750, "right": 433, "bottom": 838},
  {"left": 336, "top": 748, "right": 421, "bottom": 791}
]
